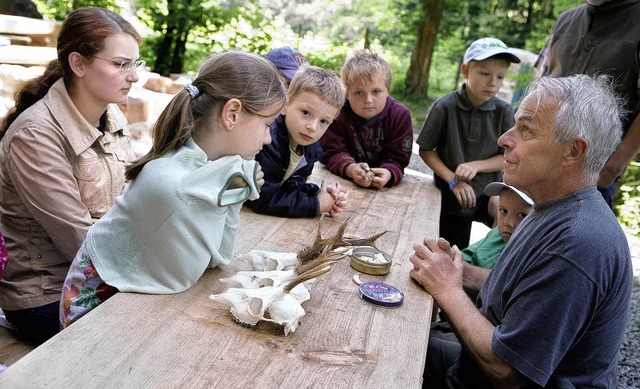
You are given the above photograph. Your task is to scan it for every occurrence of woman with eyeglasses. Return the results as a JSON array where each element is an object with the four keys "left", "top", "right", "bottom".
[{"left": 0, "top": 7, "right": 140, "bottom": 344}]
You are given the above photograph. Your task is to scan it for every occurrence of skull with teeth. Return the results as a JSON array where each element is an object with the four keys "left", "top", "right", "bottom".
[{"left": 210, "top": 218, "right": 386, "bottom": 335}]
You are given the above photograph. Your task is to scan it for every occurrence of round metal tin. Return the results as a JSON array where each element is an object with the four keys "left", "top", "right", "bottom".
[
  {"left": 358, "top": 281, "right": 404, "bottom": 307},
  {"left": 350, "top": 247, "right": 392, "bottom": 275}
]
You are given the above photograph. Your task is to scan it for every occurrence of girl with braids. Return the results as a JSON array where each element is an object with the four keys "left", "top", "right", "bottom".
[
  {"left": 60, "top": 51, "right": 287, "bottom": 328},
  {"left": 0, "top": 7, "right": 140, "bottom": 343}
]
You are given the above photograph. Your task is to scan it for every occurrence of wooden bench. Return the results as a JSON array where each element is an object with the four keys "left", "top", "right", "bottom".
[
  {"left": 0, "top": 14, "right": 59, "bottom": 46},
  {"left": 0, "top": 325, "right": 35, "bottom": 368},
  {"left": 0, "top": 14, "right": 60, "bottom": 66}
]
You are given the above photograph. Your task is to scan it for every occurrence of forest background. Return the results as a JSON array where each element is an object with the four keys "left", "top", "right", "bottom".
[{"left": 27, "top": 0, "right": 640, "bottom": 238}]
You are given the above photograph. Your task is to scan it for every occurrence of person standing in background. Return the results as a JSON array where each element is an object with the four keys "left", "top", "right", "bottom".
[
  {"left": 417, "top": 38, "right": 520, "bottom": 249},
  {"left": 537, "top": 0, "right": 640, "bottom": 207}
]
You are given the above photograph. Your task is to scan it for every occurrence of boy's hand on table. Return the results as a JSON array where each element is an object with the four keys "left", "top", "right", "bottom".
[
  {"left": 346, "top": 162, "right": 374, "bottom": 187},
  {"left": 318, "top": 180, "right": 349, "bottom": 216},
  {"left": 370, "top": 168, "right": 391, "bottom": 189},
  {"left": 326, "top": 182, "right": 349, "bottom": 216},
  {"left": 317, "top": 182, "right": 336, "bottom": 214}
]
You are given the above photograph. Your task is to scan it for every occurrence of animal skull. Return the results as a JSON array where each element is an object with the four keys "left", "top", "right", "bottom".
[
  {"left": 210, "top": 283, "right": 309, "bottom": 336},
  {"left": 211, "top": 248, "right": 342, "bottom": 336},
  {"left": 211, "top": 219, "right": 386, "bottom": 335},
  {"left": 236, "top": 250, "right": 299, "bottom": 271}
]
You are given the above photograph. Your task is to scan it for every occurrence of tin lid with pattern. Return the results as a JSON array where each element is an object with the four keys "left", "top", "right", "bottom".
[{"left": 358, "top": 281, "right": 404, "bottom": 307}]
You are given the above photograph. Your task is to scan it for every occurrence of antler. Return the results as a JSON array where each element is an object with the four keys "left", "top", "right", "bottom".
[
  {"left": 284, "top": 264, "right": 333, "bottom": 292},
  {"left": 297, "top": 217, "right": 389, "bottom": 264},
  {"left": 295, "top": 244, "right": 347, "bottom": 275},
  {"left": 297, "top": 216, "right": 350, "bottom": 263},
  {"left": 337, "top": 230, "right": 388, "bottom": 249}
]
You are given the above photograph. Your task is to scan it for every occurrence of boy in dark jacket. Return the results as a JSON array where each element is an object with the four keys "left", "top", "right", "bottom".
[{"left": 248, "top": 66, "right": 347, "bottom": 217}]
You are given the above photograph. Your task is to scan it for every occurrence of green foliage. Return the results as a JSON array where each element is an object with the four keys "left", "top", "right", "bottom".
[
  {"left": 30, "top": 0, "right": 639, "bottom": 232},
  {"left": 134, "top": 0, "right": 272, "bottom": 75},
  {"left": 32, "top": 0, "right": 121, "bottom": 20},
  {"left": 304, "top": 49, "right": 347, "bottom": 74},
  {"left": 393, "top": 89, "right": 434, "bottom": 130},
  {"left": 615, "top": 159, "right": 640, "bottom": 239}
]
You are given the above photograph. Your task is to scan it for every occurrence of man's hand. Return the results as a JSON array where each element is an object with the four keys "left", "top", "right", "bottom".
[
  {"left": 409, "top": 238, "right": 464, "bottom": 301},
  {"left": 462, "top": 262, "right": 491, "bottom": 301}
]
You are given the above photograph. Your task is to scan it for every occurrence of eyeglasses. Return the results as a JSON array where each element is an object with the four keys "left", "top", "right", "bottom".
[{"left": 92, "top": 55, "right": 146, "bottom": 72}]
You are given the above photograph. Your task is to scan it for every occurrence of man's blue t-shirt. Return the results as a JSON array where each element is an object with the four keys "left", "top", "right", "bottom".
[{"left": 456, "top": 188, "right": 632, "bottom": 387}]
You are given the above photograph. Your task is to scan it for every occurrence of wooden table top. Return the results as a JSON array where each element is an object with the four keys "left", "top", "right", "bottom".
[{"left": 0, "top": 164, "right": 440, "bottom": 388}]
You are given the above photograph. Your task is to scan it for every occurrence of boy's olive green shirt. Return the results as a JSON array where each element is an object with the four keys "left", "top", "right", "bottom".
[
  {"left": 416, "top": 84, "right": 514, "bottom": 217},
  {"left": 0, "top": 78, "right": 133, "bottom": 310}
]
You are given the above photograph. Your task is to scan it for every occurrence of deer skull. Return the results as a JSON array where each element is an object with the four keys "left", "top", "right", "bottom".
[
  {"left": 210, "top": 283, "right": 309, "bottom": 336},
  {"left": 236, "top": 250, "right": 299, "bottom": 271}
]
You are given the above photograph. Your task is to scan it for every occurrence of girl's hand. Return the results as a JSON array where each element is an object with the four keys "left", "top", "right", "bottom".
[
  {"left": 228, "top": 164, "right": 264, "bottom": 189},
  {"left": 228, "top": 176, "right": 247, "bottom": 189}
]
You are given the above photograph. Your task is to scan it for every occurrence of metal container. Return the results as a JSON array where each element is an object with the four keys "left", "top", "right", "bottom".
[{"left": 350, "top": 247, "right": 392, "bottom": 275}]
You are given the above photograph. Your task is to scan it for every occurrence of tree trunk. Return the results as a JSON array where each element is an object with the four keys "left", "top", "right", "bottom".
[
  {"left": 364, "top": 27, "right": 370, "bottom": 50},
  {"left": 404, "top": 0, "right": 445, "bottom": 97},
  {"left": 172, "top": 31, "right": 188, "bottom": 74},
  {"left": 154, "top": 29, "right": 175, "bottom": 76},
  {"left": 154, "top": 0, "right": 179, "bottom": 76}
]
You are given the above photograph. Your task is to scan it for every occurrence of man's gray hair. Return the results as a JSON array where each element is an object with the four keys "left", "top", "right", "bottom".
[{"left": 527, "top": 74, "right": 623, "bottom": 179}]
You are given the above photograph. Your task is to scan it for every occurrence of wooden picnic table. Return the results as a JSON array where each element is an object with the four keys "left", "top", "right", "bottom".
[{"left": 0, "top": 164, "right": 440, "bottom": 388}]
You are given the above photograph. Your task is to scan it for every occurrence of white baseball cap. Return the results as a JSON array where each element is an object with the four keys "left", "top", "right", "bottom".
[
  {"left": 463, "top": 38, "right": 521, "bottom": 65},
  {"left": 484, "top": 182, "right": 533, "bottom": 205}
]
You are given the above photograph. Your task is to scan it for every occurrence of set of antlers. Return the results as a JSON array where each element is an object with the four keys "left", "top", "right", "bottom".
[{"left": 284, "top": 217, "right": 388, "bottom": 291}]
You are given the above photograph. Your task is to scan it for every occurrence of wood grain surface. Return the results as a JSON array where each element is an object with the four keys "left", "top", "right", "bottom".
[{"left": 0, "top": 164, "right": 441, "bottom": 388}]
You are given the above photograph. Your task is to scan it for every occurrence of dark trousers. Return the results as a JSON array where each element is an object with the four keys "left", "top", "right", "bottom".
[
  {"left": 3, "top": 300, "right": 60, "bottom": 345},
  {"left": 424, "top": 337, "right": 462, "bottom": 389},
  {"left": 424, "top": 337, "right": 577, "bottom": 388},
  {"left": 439, "top": 197, "right": 493, "bottom": 249}
]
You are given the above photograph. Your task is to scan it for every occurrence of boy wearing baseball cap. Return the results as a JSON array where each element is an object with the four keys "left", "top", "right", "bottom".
[
  {"left": 462, "top": 181, "right": 533, "bottom": 298},
  {"left": 416, "top": 37, "right": 521, "bottom": 249}
]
